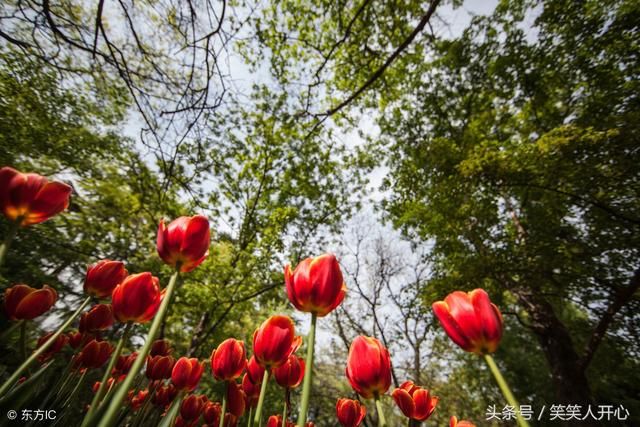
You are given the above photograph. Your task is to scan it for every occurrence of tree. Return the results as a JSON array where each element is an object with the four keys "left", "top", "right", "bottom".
[{"left": 376, "top": 0, "right": 640, "bottom": 421}]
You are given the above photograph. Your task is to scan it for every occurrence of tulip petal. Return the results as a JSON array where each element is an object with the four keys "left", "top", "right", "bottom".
[
  {"left": 432, "top": 300, "right": 474, "bottom": 352},
  {"left": 392, "top": 388, "right": 416, "bottom": 419}
]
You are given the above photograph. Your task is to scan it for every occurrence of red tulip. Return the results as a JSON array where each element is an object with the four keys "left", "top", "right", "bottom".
[
  {"left": 153, "top": 383, "right": 178, "bottom": 407},
  {"left": 203, "top": 401, "right": 222, "bottom": 425},
  {"left": 210, "top": 338, "right": 247, "bottom": 381},
  {"left": 345, "top": 336, "right": 392, "bottom": 399},
  {"left": 226, "top": 380, "right": 246, "bottom": 418},
  {"left": 336, "top": 398, "right": 366, "bottom": 427},
  {"left": 77, "top": 339, "right": 113, "bottom": 369},
  {"left": 92, "top": 378, "right": 115, "bottom": 394},
  {"left": 130, "top": 389, "right": 149, "bottom": 411},
  {"left": 266, "top": 415, "right": 295, "bottom": 427},
  {"left": 4, "top": 284, "right": 57, "bottom": 320},
  {"left": 67, "top": 330, "right": 82, "bottom": 349},
  {"left": 111, "top": 272, "right": 163, "bottom": 323},
  {"left": 0, "top": 166, "right": 72, "bottom": 226},
  {"left": 79, "top": 304, "right": 114, "bottom": 333},
  {"left": 432, "top": 289, "right": 503, "bottom": 354},
  {"left": 146, "top": 354, "right": 175, "bottom": 380},
  {"left": 83, "top": 260, "right": 128, "bottom": 298},
  {"left": 157, "top": 215, "right": 210, "bottom": 273},
  {"left": 36, "top": 332, "right": 69, "bottom": 363},
  {"left": 171, "top": 357, "right": 205, "bottom": 391},
  {"left": 285, "top": 253, "right": 346, "bottom": 317},
  {"left": 150, "top": 339, "right": 173, "bottom": 356},
  {"left": 392, "top": 381, "right": 438, "bottom": 421},
  {"left": 242, "top": 374, "right": 261, "bottom": 408},
  {"left": 180, "top": 394, "right": 206, "bottom": 421},
  {"left": 253, "top": 315, "right": 301, "bottom": 368},
  {"left": 273, "top": 354, "right": 305, "bottom": 389},
  {"left": 450, "top": 416, "right": 476, "bottom": 427},
  {"left": 246, "top": 355, "right": 265, "bottom": 384},
  {"left": 112, "top": 352, "right": 137, "bottom": 380}
]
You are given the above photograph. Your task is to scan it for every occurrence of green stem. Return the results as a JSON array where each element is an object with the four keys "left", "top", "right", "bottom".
[
  {"left": 0, "top": 296, "right": 91, "bottom": 397},
  {"left": 247, "top": 407, "right": 254, "bottom": 427},
  {"left": 219, "top": 381, "right": 228, "bottom": 427},
  {"left": 484, "top": 354, "right": 530, "bottom": 427},
  {"left": 0, "top": 220, "right": 19, "bottom": 270},
  {"left": 0, "top": 320, "right": 24, "bottom": 340},
  {"left": 82, "top": 324, "right": 132, "bottom": 427},
  {"left": 20, "top": 321, "right": 27, "bottom": 361},
  {"left": 253, "top": 369, "right": 271, "bottom": 427},
  {"left": 296, "top": 313, "right": 316, "bottom": 427},
  {"left": 281, "top": 389, "right": 288, "bottom": 427},
  {"left": 98, "top": 270, "right": 180, "bottom": 427},
  {"left": 375, "top": 395, "right": 387, "bottom": 427}
]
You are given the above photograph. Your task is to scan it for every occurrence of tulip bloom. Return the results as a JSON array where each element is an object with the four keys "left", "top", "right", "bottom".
[
  {"left": 392, "top": 381, "right": 438, "bottom": 422},
  {"left": 151, "top": 339, "right": 173, "bottom": 356},
  {"left": 266, "top": 415, "right": 295, "bottom": 427},
  {"left": 77, "top": 339, "right": 113, "bottom": 369},
  {"left": 273, "top": 354, "right": 305, "bottom": 389},
  {"left": 242, "top": 374, "right": 260, "bottom": 408},
  {"left": 432, "top": 289, "right": 503, "bottom": 354},
  {"left": 83, "top": 260, "right": 128, "bottom": 298},
  {"left": 246, "top": 356, "right": 265, "bottom": 384},
  {"left": 226, "top": 380, "right": 246, "bottom": 418},
  {"left": 450, "top": 416, "right": 476, "bottom": 427},
  {"left": 4, "top": 284, "right": 57, "bottom": 320},
  {"left": 79, "top": 304, "right": 114, "bottom": 333},
  {"left": 111, "top": 272, "right": 163, "bottom": 323},
  {"left": 146, "top": 354, "right": 175, "bottom": 380},
  {"left": 210, "top": 338, "right": 247, "bottom": 381},
  {"left": 253, "top": 315, "right": 301, "bottom": 368},
  {"left": 0, "top": 166, "right": 72, "bottom": 226},
  {"left": 346, "top": 336, "right": 391, "bottom": 399},
  {"left": 153, "top": 384, "right": 178, "bottom": 408},
  {"left": 171, "top": 357, "right": 205, "bottom": 391},
  {"left": 203, "top": 401, "right": 222, "bottom": 425},
  {"left": 157, "top": 215, "right": 210, "bottom": 273},
  {"left": 130, "top": 389, "right": 149, "bottom": 411},
  {"left": 285, "top": 253, "right": 346, "bottom": 317},
  {"left": 36, "top": 331, "right": 69, "bottom": 363},
  {"left": 336, "top": 398, "right": 366, "bottom": 427},
  {"left": 180, "top": 394, "right": 206, "bottom": 421}
]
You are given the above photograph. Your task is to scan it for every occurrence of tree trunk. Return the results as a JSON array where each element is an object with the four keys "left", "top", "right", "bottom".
[{"left": 513, "top": 287, "right": 600, "bottom": 427}]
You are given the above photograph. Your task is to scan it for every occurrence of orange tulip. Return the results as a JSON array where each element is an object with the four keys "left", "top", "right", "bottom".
[
  {"left": 450, "top": 416, "right": 476, "bottom": 427},
  {"left": 36, "top": 331, "right": 69, "bottom": 363},
  {"left": 285, "top": 253, "right": 346, "bottom": 317},
  {"left": 111, "top": 272, "right": 163, "bottom": 323},
  {"left": 273, "top": 354, "right": 305, "bottom": 389},
  {"left": 0, "top": 166, "right": 72, "bottom": 226},
  {"left": 210, "top": 338, "right": 247, "bottom": 381},
  {"left": 79, "top": 304, "right": 114, "bottom": 333},
  {"left": 392, "top": 381, "right": 438, "bottom": 422},
  {"left": 157, "top": 215, "right": 210, "bottom": 273},
  {"left": 83, "top": 260, "right": 128, "bottom": 298},
  {"left": 4, "top": 284, "right": 57, "bottom": 320},
  {"left": 336, "top": 398, "right": 366, "bottom": 427},
  {"left": 432, "top": 289, "right": 503, "bottom": 354},
  {"left": 146, "top": 354, "right": 175, "bottom": 380},
  {"left": 252, "top": 315, "right": 301, "bottom": 368},
  {"left": 345, "top": 336, "right": 391, "bottom": 399},
  {"left": 171, "top": 357, "right": 205, "bottom": 391}
]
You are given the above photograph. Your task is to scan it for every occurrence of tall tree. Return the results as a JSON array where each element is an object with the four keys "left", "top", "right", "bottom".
[{"left": 376, "top": 0, "right": 640, "bottom": 419}]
